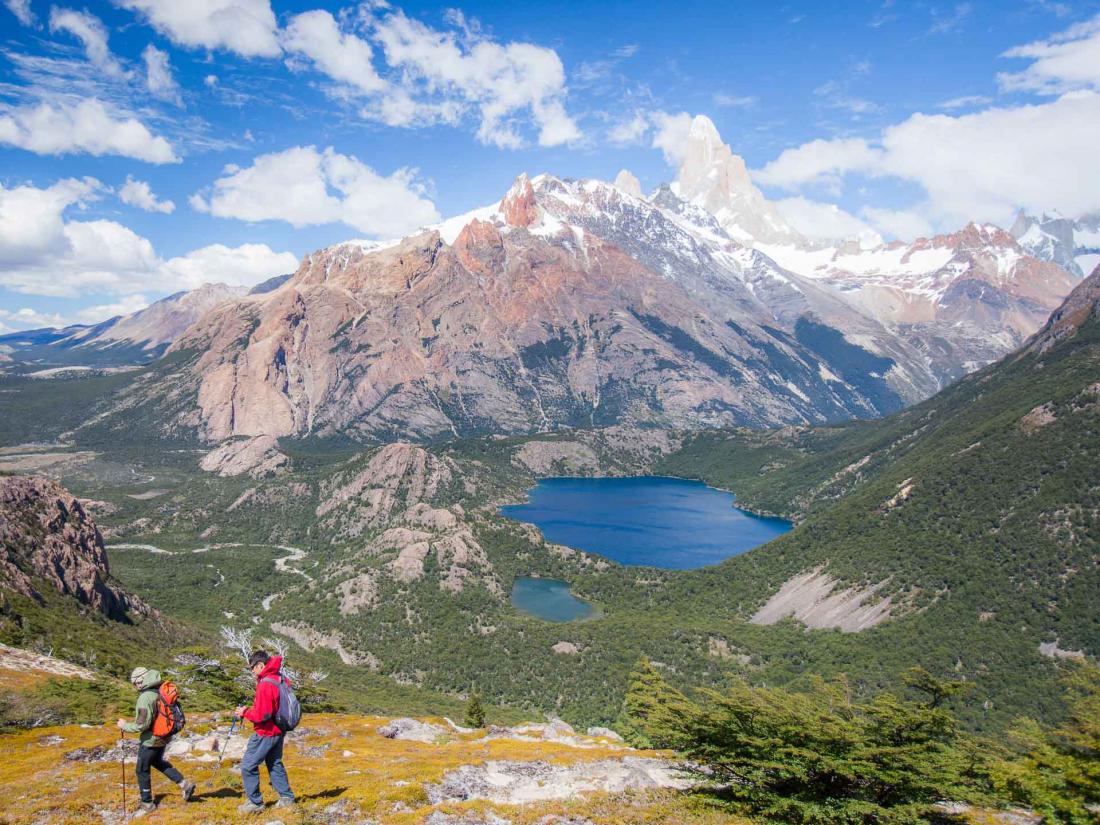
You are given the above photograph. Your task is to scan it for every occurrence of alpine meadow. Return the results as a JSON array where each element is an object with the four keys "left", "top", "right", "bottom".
[{"left": 0, "top": 2, "right": 1098, "bottom": 824}]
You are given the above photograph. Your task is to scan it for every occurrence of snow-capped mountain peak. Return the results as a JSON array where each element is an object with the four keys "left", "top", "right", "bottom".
[{"left": 672, "top": 114, "right": 805, "bottom": 247}]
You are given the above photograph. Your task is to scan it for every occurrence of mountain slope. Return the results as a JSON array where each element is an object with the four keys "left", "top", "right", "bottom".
[
  {"left": 0, "top": 284, "right": 246, "bottom": 369},
  {"left": 100, "top": 173, "right": 948, "bottom": 443},
  {"left": 759, "top": 223, "right": 1077, "bottom": 383}
]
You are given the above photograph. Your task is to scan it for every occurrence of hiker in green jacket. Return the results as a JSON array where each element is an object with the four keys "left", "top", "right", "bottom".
[{"left": 116, "top": 666, "right": 195, "bottom": 817}]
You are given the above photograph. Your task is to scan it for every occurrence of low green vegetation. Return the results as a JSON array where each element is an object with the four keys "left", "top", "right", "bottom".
[{"left": 621, "top": 658, "right": 1100, "bottom": 824}]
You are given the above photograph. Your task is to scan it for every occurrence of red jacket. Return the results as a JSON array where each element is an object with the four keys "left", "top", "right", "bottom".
[{"left": 243, "top": 655, "right": 290, "bottom": 737}]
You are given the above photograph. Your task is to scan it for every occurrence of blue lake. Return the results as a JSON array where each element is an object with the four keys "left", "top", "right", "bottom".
[
  {"left": 511, "top": 577, "right": 595, "bottom": 622},
  {"left": 501, "top": 476, "right": 791, "bottom": 570}
]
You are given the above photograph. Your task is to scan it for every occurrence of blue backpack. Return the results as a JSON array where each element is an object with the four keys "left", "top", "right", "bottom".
[{"left": 262, "top": 676, "right": 302, "bottom": 732}]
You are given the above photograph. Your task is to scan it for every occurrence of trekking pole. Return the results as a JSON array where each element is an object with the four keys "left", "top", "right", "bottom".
[
  {"left": 119, "top": 730, "right": 127, "bottom": 821},
  {"left": 206, "top": 715, "right": 239, "bottom": 788}
]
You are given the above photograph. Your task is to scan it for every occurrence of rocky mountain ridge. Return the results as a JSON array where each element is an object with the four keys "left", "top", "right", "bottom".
[{"left": 0, "top": 474, "right": 150, "bottom": 622}]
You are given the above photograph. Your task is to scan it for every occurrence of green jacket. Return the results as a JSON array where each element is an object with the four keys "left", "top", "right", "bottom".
[{"left": 121, "top": 668, "right": 166, "bottom": 747}]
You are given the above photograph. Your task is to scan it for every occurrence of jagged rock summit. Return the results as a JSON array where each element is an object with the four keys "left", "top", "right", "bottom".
[
  {"left": 0, "top": 475, "right": 150, "bottom": 621},
  {"left": 673, "top": 114, "right": 806, "bottom": 246}
]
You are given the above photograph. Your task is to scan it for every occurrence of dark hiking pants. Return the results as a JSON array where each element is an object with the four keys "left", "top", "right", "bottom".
[{"left": 136, "top": 744, "right": 184, "bottom": 803}]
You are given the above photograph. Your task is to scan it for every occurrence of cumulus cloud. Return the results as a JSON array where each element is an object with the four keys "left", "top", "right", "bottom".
[
  {"left": 0, "top": 307, "right": 71, "bottom": 333},
  {"left": 755, "top": 137, "right": 882, "bottom": 190},
  {"left": 49, "top": 7, "right": 129, "bottom": 79},
  {"left": 159, "top": 243, "right": 298, "bottom": 291},
  {"left": 773, "top": 196, "right": 882, "bottom": 246},
  {"left": 119, "top": 176, "right": 175, "bottom": 213},
  {"left": 0, "top": 98, "right": 178, "bottom": 163},
  {"left": 111, "top": 0, "right": 281, "bottom": 58},
  {"left": 74, "top": 294, "right": 151, "bottom": 323},
  {"left": 755, "top": 92, "right": 1100, "bottom": 226},
  {"left": 998, "top": 12, "right": 1100, "bottom": 94},
  {"left": 281, "top": 9, "right": 386, "bottom": 94},
  {"left": 752, "top": 16, "right": 1100, "bottom": 229},
  {"left": 142, "top": 44, "right": 182, "bottom": 104},
  {"left": 0, "top": 178, "right": 296, "bottom": 304},
  {"left": 191, "top": 145, "right": 441, "bottom": 237},
  {"left": 282, "top": 7, "right": 580, "bottom": 148},
  {"left": 3, "top": 0, "right": 34, "bottom": 26},
  {"left": 649, "top": 111, "right": 694, "bottom": 166},
  {"left": 860, "top": 206, "right": 937, "bottom": 241}
]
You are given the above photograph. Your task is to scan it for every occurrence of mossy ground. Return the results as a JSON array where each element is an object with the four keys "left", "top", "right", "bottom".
[{"left": 0, "top": 712, "right": 749, "bottom": 825}]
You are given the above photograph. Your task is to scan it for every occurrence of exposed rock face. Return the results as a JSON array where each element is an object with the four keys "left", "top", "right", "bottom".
[
  {"left": 317, "top": 445, "right": 496, "bottom": 595},
  {"left": 200, "top": 435, "right": 289, "bottom": 478},
  {"left": 0, "top": 475, "right": 150, "bottom": 621},
  {"left": 750, "top": 567, "right": 892, "bottom": 632},
  {"left": 268, "top": 621, "right": 377, "bottom": 668},
  {"left": 512, "top": 441, "right": 599, "bottom": 476}
]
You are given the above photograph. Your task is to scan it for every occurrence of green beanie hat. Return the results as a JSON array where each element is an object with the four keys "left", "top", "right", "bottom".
[{"left": 130, "top": 666, "right": 149, "bottom": 684}]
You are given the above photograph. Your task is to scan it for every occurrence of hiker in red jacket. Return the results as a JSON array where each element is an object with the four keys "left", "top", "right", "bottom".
[{"left": 235, "top": 651, "right": 295, "bottom": 813}]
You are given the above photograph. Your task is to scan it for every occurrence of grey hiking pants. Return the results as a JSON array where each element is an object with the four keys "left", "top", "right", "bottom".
[{"left": 240, "top": 733, "right": 294, "bottom": 804}]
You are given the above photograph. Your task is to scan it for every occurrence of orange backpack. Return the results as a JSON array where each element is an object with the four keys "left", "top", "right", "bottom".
[{"left": 150, "top": 681, "right": 186, "bottom": 738}]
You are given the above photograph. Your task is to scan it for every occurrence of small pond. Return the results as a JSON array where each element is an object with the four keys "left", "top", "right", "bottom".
[{"left": 510, "top": 576, "right": 595, "bottom": 622}]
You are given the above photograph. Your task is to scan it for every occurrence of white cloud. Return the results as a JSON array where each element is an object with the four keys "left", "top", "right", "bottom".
[
  {"left": 0, "top": 179, "right": 296, "bottom": 303},
  {"left": 111, "top": 0, "right": 280, "bottom": 58},
  {"left": 75, "top": 294, "right": 150, "bottom": 323},
  {"left": 119, "top": 176, "right": 175, "bottom": 213},
  {"left": 773, "top": 196, "right": 882, "bottom": 246},
  {"left": 607, "top": 111, "right": 649, "bottom": 145},
  {"left": 191, "top": 145, "right": 441, "bottom": 237},
  {"left": 938, "top": 94, "right": 993, "bottom": 110},
  {"left": 281, "top": 9, "right": 386, "bottom": 94},
  {"left": 998, "top": 12, "right": 1100, "bottom": 94},
  {"left": 752, "top": 19, "right": 1100, "bottom": 229},
  {"left": 860, "top": 206, "right": 936, "bottom": 241},
  {"left": 366, "top": 8, "right": 580, "bottom": 147},
  {"left": 755, "top": 137, "right": 882, "bottom": 190},
  {"left": 159, "top": 244, "right": 298, "bottom": 291},
  {"left": 0, "top": 177, "right": 100, "bottom": 268},
  {"left": 0, "top": 98, "right": 179, "bottom": 163},
  {"left": 0, "top": 307, "right": 70, "bottom": 333},
  {"left": 49, "top": 7, "right": 129, "bottom": 79},
  {"left": 4, "top": 0, "right": 35, "bottom": 26},
  {"left": 204, "top": 74, "right": 219, "bottom": 87},
  {"left": 142, "top": 44, "right": 182, "bottom": 104},
  {"left": 754, "top": 92, "right": 1100, "bottom": 227},
  {"left": 649, "top": 111, "right": 694, "bottom": 166}
]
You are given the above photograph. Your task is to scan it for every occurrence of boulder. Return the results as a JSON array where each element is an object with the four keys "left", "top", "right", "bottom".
[{"left": 377, "top": 718, "right": 447, "bottom": 743}]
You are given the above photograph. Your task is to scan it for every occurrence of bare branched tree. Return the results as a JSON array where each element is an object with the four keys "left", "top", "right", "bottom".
[
  {"left": 262, "top": 636, "right": 290, "bottom": 659},
  {"left": 219, "top": 626, "right": 254, "bottom": 661}
]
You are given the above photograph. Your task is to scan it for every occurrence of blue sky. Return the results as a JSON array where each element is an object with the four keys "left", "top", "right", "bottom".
[{"left": 2, "top": 0, "right": 1099, "bottom": 330}]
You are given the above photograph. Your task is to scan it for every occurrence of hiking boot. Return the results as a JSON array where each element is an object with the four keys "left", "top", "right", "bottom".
[
  {"left": 179, "top": 779, "right": 196, "bottom": 802},
  {"left": 132, "top": 801, "right": 157, "bottom": 818},
  {"left": 275, "top": 796, "right": 296, "bottom": 808},
  {"left": 237, "top": 801, "right": 265, "bottom": 813}
]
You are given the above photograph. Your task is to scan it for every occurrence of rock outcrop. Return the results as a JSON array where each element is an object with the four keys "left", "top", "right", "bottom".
[
  {"left": 200, "top": 435, "right": 289, "bottom": 478},
  {"left": 0, "top": 475, "right": 151, "bottom": 621}
]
